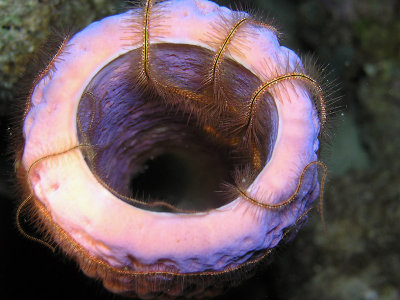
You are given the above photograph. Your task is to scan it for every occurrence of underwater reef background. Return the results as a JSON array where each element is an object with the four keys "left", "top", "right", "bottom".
[{"left": 0, "top": 0, "right": 399, "bottom": 299}]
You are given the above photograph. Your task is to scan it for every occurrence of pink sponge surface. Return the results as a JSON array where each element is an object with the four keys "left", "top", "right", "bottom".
[{"left": 22, "top": 0, "right": 320, "bottom": 274}]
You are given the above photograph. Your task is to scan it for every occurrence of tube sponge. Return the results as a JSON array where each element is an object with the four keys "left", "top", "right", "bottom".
[{"left": 16, "top": 0, "right": 328, "bottom": 298}]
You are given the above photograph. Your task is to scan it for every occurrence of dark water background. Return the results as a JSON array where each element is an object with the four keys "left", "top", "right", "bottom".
[{"left": 1, "top": 0, "right": 399, "bottom": 299}]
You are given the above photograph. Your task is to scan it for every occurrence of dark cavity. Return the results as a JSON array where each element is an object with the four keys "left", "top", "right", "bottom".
[{"left": 77, "top": 43, "right": 278, "bottom": 212}]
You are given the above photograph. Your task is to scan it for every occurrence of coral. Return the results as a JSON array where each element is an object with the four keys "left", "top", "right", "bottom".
[{"left": 0, "top": 0, "right": 121, "bottom": 103}]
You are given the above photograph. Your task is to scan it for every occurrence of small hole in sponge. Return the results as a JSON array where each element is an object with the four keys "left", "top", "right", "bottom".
[
  {"left": 77, "top": 44, "right": 279, "bottom": 213},
  {"left": 130, "top": 150, "right": 231, "bottom": 211}
]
